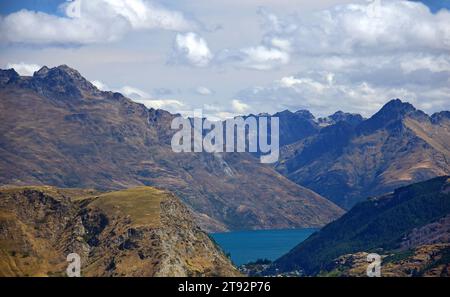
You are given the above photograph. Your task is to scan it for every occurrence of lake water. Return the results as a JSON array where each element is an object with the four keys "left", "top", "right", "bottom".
[{"left": 210, "top": 228, "right": 317, "bottom": 266}]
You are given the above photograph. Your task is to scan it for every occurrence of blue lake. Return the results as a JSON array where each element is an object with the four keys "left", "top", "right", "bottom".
[{"left": 210, "top": 228, "right": 318, "bottom": 266}]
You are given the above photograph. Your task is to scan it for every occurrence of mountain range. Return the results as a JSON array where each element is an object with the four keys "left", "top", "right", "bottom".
[
  {"left": 274, "top": 99, "right": 450, "bottom": 209},
  {"left": 0, "top": 65, "right": 343, "bottom": 232},
  {"left": 1, "top": 64, "right": 449, "bottom": 277}
]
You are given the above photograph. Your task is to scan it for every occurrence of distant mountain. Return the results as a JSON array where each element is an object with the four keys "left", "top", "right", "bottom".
[
  {"left": 272, "top": 109, "right": 318, "bottom": 146},
  {"left": 269, "top": 176, "right": 450, "bottom": 276},
  {"left": 0, "top": 185, "right": 240, "bottom": 276},
  {"left": 276, "top": 99, "right": 450, "bottom": 209},
  {"left": 317, "top": 111, "right": 364, "bottom": 127},
  {"left": 245, "top": 109, "right": 363, "bottom": 147},
  {"left": 0, "top": 65, "right": 343, "bottom": 232}
]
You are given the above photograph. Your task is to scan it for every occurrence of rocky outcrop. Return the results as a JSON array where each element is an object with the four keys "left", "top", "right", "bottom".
[
  {"left": 0, "top": 186, "right": 240, "bottom": 277},
  {"left": 324, "top": 243, "right": 450, "bottom": 277}
]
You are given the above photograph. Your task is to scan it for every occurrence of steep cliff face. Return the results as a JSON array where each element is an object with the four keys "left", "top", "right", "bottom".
[
  {"left": 0, "top": 186, "right": 240, "bottom": 276},
  {"left": 0, "top": 65, "right": 343, "bottom": 231}
]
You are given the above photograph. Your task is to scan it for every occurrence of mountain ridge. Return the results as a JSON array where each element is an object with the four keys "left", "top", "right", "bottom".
[
  {"left": 276, "top": 98, "right": 450, "bottom": 209},
  {"left": 0, "top": 65, "right": 343, "bottom": 232}
]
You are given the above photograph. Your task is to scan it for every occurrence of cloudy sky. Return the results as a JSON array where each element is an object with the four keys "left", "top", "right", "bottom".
[{"left": 1, "top": 0, "right": 449, "bottom": 119}]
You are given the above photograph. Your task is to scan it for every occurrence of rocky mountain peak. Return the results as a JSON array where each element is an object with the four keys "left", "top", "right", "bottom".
[
  {"left": 317, "top": 111, "right": 364, "bottom": 127},
  {"left": 33, "top": 65, "right": 50, "bottom": 76},
  {"left": 25, "top": 64, "right": 101, "bottom": 99},
  {"left": 378, "top": 98, "right": 416, "bottom": 116},
  {"left": 271, "top": 109, "right": 319, "bottom": 146},
  {"left": 0, "top": 68, "right": 20, "bottom": 86},
  {"left": 35, "top": 64, "right": 97, "bottom": 91},
  {"left": 276, "top": 109, "right": 294, "bottom": 116},
  {"left": 357, "top": 99, "right": 419, "bottom": 134},
  {"left": 274, "top": 109, "right": 315, "bottom": 121},
  {"left": 34, "top": 65, "right": 82, "bottom": 79},
  {"left": 431, "top": 111, "right": 450, "bottom": 123},
  {"left": 331, "top": 111, "right": 363, "bottom": 122},
  {"left": 330, "top": 110, "right": 347, "bottom": 118},
  {"left": 295, "top": 109, "right": 315, "bottom": 120}
]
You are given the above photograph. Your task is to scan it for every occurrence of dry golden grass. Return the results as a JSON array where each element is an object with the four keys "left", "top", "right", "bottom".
[
  {"left": 0, "top": 210, "right": 66, "bottom": 277},
  {"left": 87, "top": 187, "right": 166, "bottom": 227},
  {"left": 404, "top": 118, "right": 450, "bottom": 156}
]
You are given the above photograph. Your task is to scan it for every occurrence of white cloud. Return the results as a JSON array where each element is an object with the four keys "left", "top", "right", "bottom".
[
  {"left": 210, "top": 7, "right": 294, "bottom": 71},
  {"left": 6, "top": 62, "right": 41, "bottom": 76},
  {"left": 400, "top": 54, "right": 450, "bottom": 73},
  {"left": 208, "top": 111, "right": 236, "bottom": 121},
  {"left": 91, "top": 0, "right": 193, "bottom": 31},
  {"left": 91, "top": 80, "right": 157, "bottom": 102},
  {"left": 92, "top": 82, "right": 186, "bottom": 112},
  {"left": 3, "top": 0, "right": 449, "bottom": 118},
  {"left": 89, "top": 81, "right": 151, "bottom": 99},
  {"left": 195, "top": 86, "right": 213, "bottom": 95},
  {"left": 239, "top": 46, "right": 290, "bottom": 70},
  {"left": 231, "top": 99, "right": 250, "bottom": 114},
  {"left": 0, "top": 0, "right": 195, "bottom": 45},
  {"left": 269, "top": 37, "right": 292, "bottom": 52},
  {"left": 229, "top": 1, "right": 450, "bottom": 115},
  {"left": 215, "top": 9, "right": 293, "bottom": 71},
  {"left": 203, "top": 104, "right": 220, "bottom": 111},
  {"left": 91, "top": 80, "right": 108, "bottom": 91},
  {"left": 263, "top": 0, "right": 450, "bottom": 55},
  {"left": 133, "top": 98, "right": 185, "bottom": 111},
  {"left": 237, "top": 71, "right": 450, "bottom": 117},
  {"left": 215, "top": 43, "right": 291, "bottom": 71},
  {"left": 89, "top": 81, "right": 152, "bottom": 100},
  {"left": 221, "top": 1, "right": 450, "bottom": 74},
  {"left": 118, "top": 86, "right": 151, "bottom": 99},
  {"left": 173, "top": 32, "right": 213, "bottom": 67},
  {"left": 278, "top": 76, "right": 304, "bottom": 88}
]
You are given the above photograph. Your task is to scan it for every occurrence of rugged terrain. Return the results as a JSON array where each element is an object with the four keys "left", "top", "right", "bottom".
[
  {"left": 0, "top": 185, "right": 240, "bottom": 276},
  {"left": 276, "top": 99, "right": 450, "bottom": 209},
  {"left": 322, "top": 243, "right": 450, "bottom": 277},
  {"left": 0, "top": 65, "right": 343, "bottom": 232},
  {"left": 269, "top": 176, "right": 450, "bottom": 276}
]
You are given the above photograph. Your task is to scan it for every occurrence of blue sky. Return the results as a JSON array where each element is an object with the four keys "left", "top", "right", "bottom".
[
  {"left": 0, "top": 0, "right": 62, "bottom": 14},
  {"left": 1, "top": 0, "right": 449, "bottom": 118},
  {"left": 412, "top": 0, "right": 450, "bottom": 12},
  {"left": 2, "top": 0, "right": 450, "bottom": 14}
]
